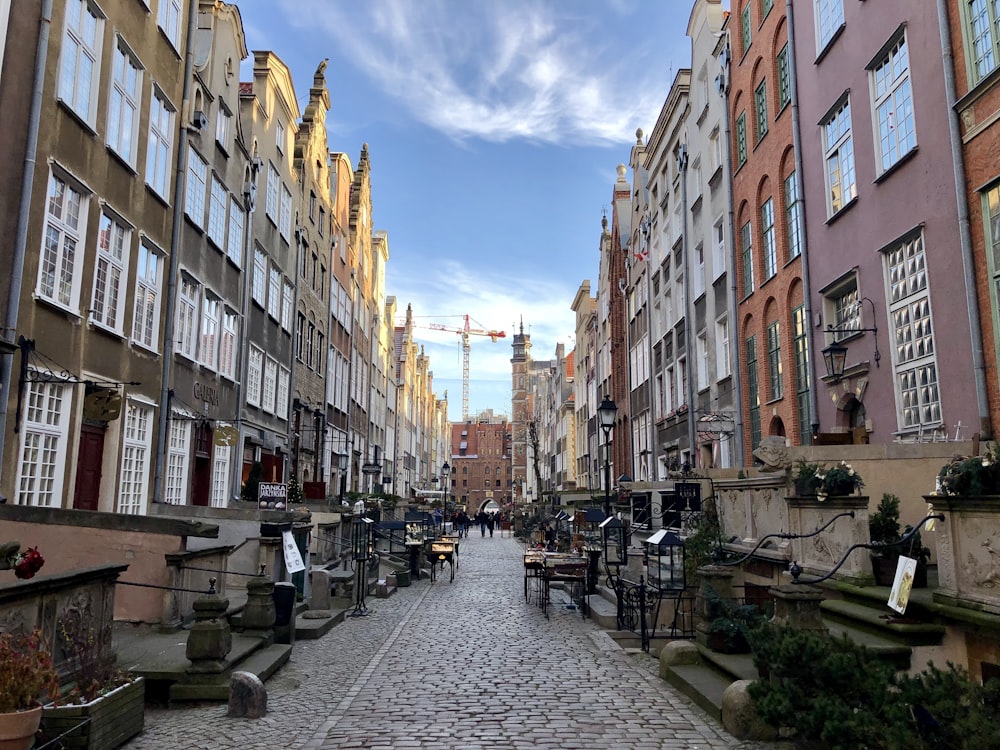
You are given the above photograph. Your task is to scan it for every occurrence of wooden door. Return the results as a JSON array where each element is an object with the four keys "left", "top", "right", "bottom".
[{"left": 73, "top": 424, "right": 105, "bottom": 510}]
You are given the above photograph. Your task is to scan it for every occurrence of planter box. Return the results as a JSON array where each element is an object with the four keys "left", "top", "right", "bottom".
[{"left": 40, "top": 677, "right": 144, "bottom": 750}]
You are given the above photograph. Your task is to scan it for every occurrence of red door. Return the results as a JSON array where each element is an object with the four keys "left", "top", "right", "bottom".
[
  {"left": 191, "top": 422, "right": 213, "bottom": 507},
  {"left": 73, "top": 424, "right": 105, "bottom": 510}
]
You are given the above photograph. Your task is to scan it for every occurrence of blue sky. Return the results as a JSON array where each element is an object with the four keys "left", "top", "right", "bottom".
[{"left": 237, "top": 0, "right": 702, "bottom": 422}]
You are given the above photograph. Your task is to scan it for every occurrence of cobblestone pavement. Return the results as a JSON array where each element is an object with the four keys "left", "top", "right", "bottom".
[{"left": 126, "top": 533, "right": 782, "bottom": 750}]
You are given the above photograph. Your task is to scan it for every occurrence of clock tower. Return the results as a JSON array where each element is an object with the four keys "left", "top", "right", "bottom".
[{"left": 510, "top": 319, "right": 532, "bottom": 509}]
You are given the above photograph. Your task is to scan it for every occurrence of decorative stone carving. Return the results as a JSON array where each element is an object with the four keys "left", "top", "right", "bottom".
[{"left": 752, "top": 436, "right": 789, "bottom": 472}]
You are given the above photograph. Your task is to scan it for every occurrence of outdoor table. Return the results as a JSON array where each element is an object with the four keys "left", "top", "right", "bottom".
[{"left": 523, "top": 551, "right": 588, "bottom": 619}]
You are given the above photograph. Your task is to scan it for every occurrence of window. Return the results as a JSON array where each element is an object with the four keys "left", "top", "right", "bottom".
[
  {"left": 279, "top": 184, "right": 292, "bottom": 241},
  {"left": 885, "top": 232, "right": 941, "bottom": 429},
  {"left": 165, "top": 419, "right": 190, "bottom": 505},
  {"left": 761, "top": 0, "right": 773, "bottom": 17},
  {"left": 696, "top": 331, "right": 709, "bottom": 390},
  {"left": 252, "top": 247, "right": 266, "bottom": 306},
  {"left": 207, "top": 176, "right": 227, "bottom": 247},
  {"left": 309, "top": 191, "right": 316, "bottom": 222},
  {"left": 318, "top": 207, "right": 325, "bottom": 236},
  {"left": 793, "top": 304, "right": 811, "bottom": 445},
  {"left": 262, "top": 357, "right": 278, "bottom": 414},
  {"left": 761, "top": 197, "right": 776, "bottom": 280},
  {"left": 708, "top": 128, "right": 721, "bottom": 174},
  {"left": 92, "top": 210, "right": 130, "bottom": 332},
  {"left": 275, "top": 120, "right": 285, "bottom": 154},
  {"left": 754, "top": 79, "right": 768, "bottom": 141},
  {"left": 247, "top": 346, "right": 263, "bottom": 407},
  {"left": 746, "top": 335, "right": 761, "bottom": 449},
  {"left": 736, "top": 112, "right": 748, "bottom": 166},
  {"left": 694, "top": 243, "right": 705, "bottom": 297},
  {"left": 777, "top": 44, "right": 790, "bottom": 109},
  {"left": 741, "top": 3, "right": 752, "bottom": 54},
  {"left": 281, "top": 280, "right": 293, "bottom": 331},
  {"left": 265, "top": 162, "right": 279, "bottom": 222},
  {"left": 822, "top": 98, "right": 857, "bottom": 215},
  {"left": 210, "top": 446, "right": 230, "bottom": 508},
  {"left": 107, "top": 37, "right": 142, "bottom": 165},
  {"left": 177, "top": 276, "right": 199, "bottom": 359},
  {"left": 157, "top": 0, "right": 182, "bottom": 49},
  {"left": 226, "top": 197, "right": 244, "bottom": 266},
  {"left": 132, "top": 241, "right": 162, "bottom": 350},
  {"left": 740, "top": 220, "right": 754, "bottom": 297},
  {"left": 784, "top": 172, "right": 803, "bottom": 260},
  {"left": 267, "top": 264, "right": 281, "bottom": 319},
  {"left": 277, "top": 366, "right": 290, "bottom": 420},
  {"left": 117, "top": 401, "right": 152, "bottom": 515},
  {"left": 987, "top": 184, "right": 1000, "bottom": 371},
  {"left": 146, "top": 88, "right": 173, "bottom": 197},
  {"left": 59, "top": 0, "right": 103, "bottom": 124},
  {"left": 871, "top": 35, "right": 916, "bottom": 172},
  {"left": 16, "top": 381, "right": 70, "bottom": 507},
  {"left": 295, "top": 313, "right": 305, "bottom": 360},
  {"left": 815, "top": 0, "right": 844, "bottom": 51},
  {"left": 767, "top": 320, "right": 783, "bottom": 400},
  {"left": 831, "top": 283, "right": 860, "bottom": 340},
  {"left": 968, "top": 0, "right": 1000, "bottom": 82},
  {"left": 716, "top": 315, "right": 730, "bottom": 379},
  {"left": 37, "top": 172, "right": 88, "bottom": 310},
  {"left": 200, "top": 294, "right": 220, "bottom": 370},
  {"left": 219, "top": 309, "right": 237, "bottom": 380},
  {"left": 712, "top": 219, "right": 726, "bottom": 280},
  {"left": 216, "top": 104, "right": 231, "bottom": 150},
  {"left": 307, "top": 322, "right": 316, "bottom": 368},
  {"left": 185, "top": 149, "right": 208, "bottom": 228}
]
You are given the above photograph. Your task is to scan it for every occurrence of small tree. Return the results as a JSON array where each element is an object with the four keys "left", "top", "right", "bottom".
[
  {"left": 287, "top": 476, "right": 304, "bottom": 504},
  {"left": 241, "top": 461, "right": 263, "bottom": 503}
]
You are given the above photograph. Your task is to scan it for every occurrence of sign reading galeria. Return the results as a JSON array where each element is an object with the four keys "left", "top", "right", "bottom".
[{"left": 258, "top": 482, "right": 287, "bottom": 509}]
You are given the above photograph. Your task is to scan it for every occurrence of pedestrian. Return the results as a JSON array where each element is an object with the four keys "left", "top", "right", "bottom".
[
  {"left": 486, "top": 513, "right": 495, "bottom": 538},
  {"left": 477, "top": 510, "right": 487, "bottom": 537}
]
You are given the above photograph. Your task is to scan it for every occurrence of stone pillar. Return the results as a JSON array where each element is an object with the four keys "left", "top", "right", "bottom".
[
  {"left": 310, "top": 570, "right": 332, "bottom": 610},
  {"left": 186, "top": 590, "right": 233, "bottom": 675},
  {"left": 695, "top": 565, "right": 736, "bottom": 647},
  {"left": 241, "top": 576, "right": 276, "bottom": 644},
  {"left": 768, "top": 583, "right": 828, "bottom": 634}
]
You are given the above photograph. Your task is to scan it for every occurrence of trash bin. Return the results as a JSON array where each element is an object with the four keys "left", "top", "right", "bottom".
[
  {"left": 394, "top": 569, "right": 411, "bottom": 587},
  {"left": 273, "top": 582, "right": 297, "bottom": 627}
]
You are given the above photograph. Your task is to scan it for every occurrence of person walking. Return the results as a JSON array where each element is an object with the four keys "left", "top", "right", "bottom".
[
  {"left": 486, "top": 513, "right": 495, "bottom": 538},
  {"left": 477, "top": 510, "right": 488, "bottom": 537}
]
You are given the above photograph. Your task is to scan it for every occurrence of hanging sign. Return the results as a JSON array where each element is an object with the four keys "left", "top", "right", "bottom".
[
  {"left": 281, "top": 530, "right": 305, "bottom": 574},
  {"left": 83, "top": 388, "right": 122, "bottom": 421},
  {"left": 887, "top": 555, "right": 917, "bottom": 615},
  {"left": 258, "top": 482, "right": 287, "bottom": 509}
]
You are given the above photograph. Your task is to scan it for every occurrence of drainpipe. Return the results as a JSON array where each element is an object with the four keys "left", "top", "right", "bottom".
[
  {"left": 0, "top": 0, "right": 52, "bottom": 490},
  {"left": 153, "top": 0, "right": 198, "bottom": 504},
  {"left": 936, "top": 0, "right": 991, "bottom": 439},
  {"left": 678, "top": 144, "right": 697, "bottom": 465},
  {"left": 785, "top": 0, "right": 821, "bottom": 442},
  {"left": 718, "top": 38, "right": 745, "bottom": 467}
]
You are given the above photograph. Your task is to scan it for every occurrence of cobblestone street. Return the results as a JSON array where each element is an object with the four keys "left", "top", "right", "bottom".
[{"left": 126, "top": 534, "right": 758, "bottom": 749}]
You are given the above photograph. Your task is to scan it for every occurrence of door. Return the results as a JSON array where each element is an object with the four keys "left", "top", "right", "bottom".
[
  {"left": 191, "top": 422, "right": 213, "bottom": 507},
  {"left": 73, "top": 424, "right": 105, "bottom": 510}
]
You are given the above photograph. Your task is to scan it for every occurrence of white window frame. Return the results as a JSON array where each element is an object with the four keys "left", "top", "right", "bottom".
[
  {"left": 262, "top": 357, "right": 278, "bottom": 414},
  {"left": 712, "top": 218, "right": 726, "bottom": 281},
  {"left": 740, "top": 219, "right": 754, "bottom": 297},
  {"left": 219, "top": 308, "right": 237, "bottom": 380},
  {"left": 207, "top": 175, "right": 227, "bottom": 248},
  {"left": 275, "top": 119, "right": 285, "bottom": 154},
  {"left": 210, "top": 445, "right": 230, "bottom": 508},
  {"left": 247, "top": 346, "right": 263, "bottom": 407},
  {"left": 59, "top": 0, "right": 104, "bottom": 125},
  {"left": 870, "top": 33, "right": 916, "bottom": 174},
  {"left": 784, "top": 172, "right": 803, "bottom": 261},
  {"left": 716, "top": 315, "right": 731, "bottom": 380},
  {"left": 37, "top": 171, "right": 89, "bottom": 311},
  {"left": 117, "top": 400, "right": 153, "bottom": 515},
  {"left": 199, "top": 293, "right": 221, "bottom": 371},
  {"left": 267, "top": 263, "right": 281, "bottom": 320},
  {"left": 106, "top": 36, "right": 143, "bottom": 166},
  {"left": 16, "top": 380, "right": 71, "bottom": 507},
  {"left": 252, "top": 247, "right": 266, "bottom": 306},
  {"left": 967, "top": 0, "right": 1000, "bottom": 83},
  {"left": 279, "top": 184, "right": 292, "bottom": 242},
  {"left": 177, "top": 275, "right": 199, "bottom": 360},
  {"left": 226, "top": 197, "right": 244, "bottom": 266},
  {"left": 281, "top": 280, "right": 293, "bottom": 332},
  {"left": 761, "top": 197, "right": 776, "bottom": 280},
  {"left": 215, "top": 102, "right": 231, "bottom": 151},
  {"left": 157, "top": 0, "right": 182, "bottom": 50},
  {"left": 696, "top": 331, "right": 709, "bottom": 391},
  {"left": 165, "top": 417, "right": 191, "bottom": 505},
  {"left": 815, "top": 0, "right": 844, "bottom": 53},
  {"left": 265, "top": 162, "right": 279, "bottom": 221},
  {"left": 822, "top": 97, "right": 857, "bottom": 217},
  {"left": 91, "top": 208, "right": 131, "bottom": 333},
  {"left": 185, "top": 148, "right": 208, "bottom": 228},
  {"left": 132, "top": 240, "right": 162, "bottom": 351},
  {"left": 276, "top": 366, "right": 290, "bottom": 420},
  {"left": 146, "top": 86, "right": 174, "bottom": 197}
]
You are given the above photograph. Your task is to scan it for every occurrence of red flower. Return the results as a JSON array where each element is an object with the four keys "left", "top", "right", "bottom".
[{"left": 12, "top": 546, "right": 45, "bottom": 579}]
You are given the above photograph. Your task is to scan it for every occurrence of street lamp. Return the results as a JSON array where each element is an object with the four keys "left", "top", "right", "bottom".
[
  {"left": 598, "top": 396, "right": 618, "bottom": 517},
  {"left": 441, "top": 461, "right": 451, "bottom": 533}
]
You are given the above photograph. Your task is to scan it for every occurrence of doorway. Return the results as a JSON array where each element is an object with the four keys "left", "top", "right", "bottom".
[{"left": 73, "top": 423, "right": 105, "bottom": 510}]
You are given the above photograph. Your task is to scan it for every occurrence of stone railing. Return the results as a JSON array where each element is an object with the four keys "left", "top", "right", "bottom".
[{"left": 931, "top": 494, "right": 1000, "bottom": 616}]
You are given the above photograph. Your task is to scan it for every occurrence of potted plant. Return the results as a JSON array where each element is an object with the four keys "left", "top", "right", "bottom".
[
  {"left": 0, "top": 541, "right": 46, "bottom": 579},
  {"left": 937, "top": 443, "right": 1000, "bottom": 496},
  {"left": 868, "top": 493, "right": 930, "bottom": 587},
  {"left": 704, "top": 586, "right": 764, "bottom": 654},
  {"left": 815, "top": 460, "right": 864, "bottom": 498},
  {"left": 792, "top": 459, "right": 822, "bottom": 496},
  {"left": 39, "top": 611, "right": 144, "bottom": 750},
  {"left": 0, "top": 628, "right": 60, "bottom": 750}
]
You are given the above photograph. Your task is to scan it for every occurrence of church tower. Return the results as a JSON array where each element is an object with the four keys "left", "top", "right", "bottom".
[{"left": 510, "top": 319, "right": 532, "bottom": 509}]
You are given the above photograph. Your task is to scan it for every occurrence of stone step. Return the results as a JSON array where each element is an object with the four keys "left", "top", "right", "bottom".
[
  {"left": 295, "top": 608, "right": 345, "bottom": 639},
  {"left": 821, "top": 598, "right": 945, "bottom": 646},
  {"left": 168, "top": 643, "right": 292, "bottom": 702},
  {"left": 662, "top": 660, "right": 732, "bottom": 722}
]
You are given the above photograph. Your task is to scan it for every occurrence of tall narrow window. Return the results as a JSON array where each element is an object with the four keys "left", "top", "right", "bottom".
[
  {"left": 822, "top": 98, "right": 857, "bottom": 215},
  {"left": 761, "top": 197, "right": 776, "bottom": 281},
  {"left": 279, "top": 184, "right": 293, "bottom": 241},
  {"left": 281, "top": 280, "right": 294, "bottom": 331},
  {"left": 793, "top": 304, "right": 811, "bottom": 445},
  {"left": 265, "top": 163, "right": 279, "bottom": 222},
  {"left": 199, "top": 294, "right": 221, "bottom": 371},
  {"left": 777, "top": 43, "right": 790, "bottom": 109},
  {"left": 696, "top": 331, "right": 709, "bottom": 390},
  {"left": 219, "top": 309, "right": 237, "bottom": 380},
  {"left": 157, "top": 0, "right": 182, "bottom": 48},
  {"left": 177, "top": 277, "right": 199, "bottom": 359},
  {"left": 107, "top": 38, "right": 142, "bottom": 166},
  {"left": 716, "top": 315, "right": 731, "bottom": 379},
  {"left": 968, "top": 0, "right": 1000, "bottom": 82},
  {"left": 784, "top": 172, "right": 803, "bottom": 260},
  {"left": 207, "top": 176, "right": 227, "bottom": 248},
  {"left": 262, "top": 357, "right": 278, "bottom": 414},
  {"left": 59, "top": 0, "right": 103, "bottom": 124},
  {"left": 210, "top": 446, "right": 230, "bottom": 508},
  {"left": 92, "top": 210, "right": 130, "bottom": 333},
  {"left": 277, "top": 367, "right": 290, "bottom": 420},
  {"left": 226, "top": 197, "right": 244, "bottom": 266},
  {"left": 746, "top": 336, "right": 761, "bottom": 449},
  {"left": 871, "top": 34, "right": 916, "bottom": 172},
  {"left": 736, "top": 112, "right": 748, "bottom": 166},
  {"left": 885, "top": 232, "right": 941, "bottom": 429},
  {"left": 185, "top": 149, "right": 208, "bottom": 228},
  {"left": 767, "top": 320, "right": 783, "bottom": 400},
  {"left": 754, "top": 79, "right": 768, "bottom": 141},
  {"left": 146, "top": 88, "right": 174, "bottom": 197},
  {"left": 267, "top": 264, "right": 281, "bottom": 320},
  {"left": 247, "top": 346, "right": 263, "bottom": 407},
  {"left": 252, "top": 247, "right": 266, "bottom": 306},
  {"left": 165, "top": 419, "right": 190, "bottom": 505},
  {"left": 117, "top": 401, "right": 152, "bottom": 515},
  {"left": 815, "top": 0, "right": 844, "bottom": 51},
  {"left": 741, "top": 2, "right": 752, "bottom": 54},
  {"left": 16, "top": 382, "right": 70, "bottom": 507},
  {"left": 37, "top": 173, "right": 88, "bottom": 310},
  {"left": 216, "top": 104, "right": 231, "bottom": 150},
  {"left": 740, "top": 220, "right": 754, "bottom": 297},
  {"left": 132, "top": 242, "right": 162, "bottom": 350}
]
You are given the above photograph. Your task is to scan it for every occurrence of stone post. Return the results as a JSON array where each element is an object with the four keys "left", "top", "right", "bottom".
[
  {"left": 241, "top": 575, "right": 276, "bottom": 644},
  {"left": 768, "top": 583, "right": 828, "bottom": 634},
  {"left": 695, "top": 565, "right": 736, "bottom": 647},
  {"left": 186, "top": 586, "right": 233, "bottom": 675}
]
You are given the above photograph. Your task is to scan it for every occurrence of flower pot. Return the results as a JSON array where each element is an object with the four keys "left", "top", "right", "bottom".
[
  {"left": 0, "top": 705, "right": 42, "bottom": 750},
  {"left": 40, "top": 677, "right": 144, "bottom": 750},
  {"left": 871, "top": 555, "right": 928, "bottom": 588}
]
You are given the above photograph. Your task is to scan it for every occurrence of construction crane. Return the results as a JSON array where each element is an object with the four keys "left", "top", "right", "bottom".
[{"left": 410, "top": 315, "right": 506, "bottom": 421}]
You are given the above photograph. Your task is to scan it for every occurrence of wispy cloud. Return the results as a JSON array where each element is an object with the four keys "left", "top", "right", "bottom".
[{"left": 277, "top": 0, "right": 673, "bottom": 146}]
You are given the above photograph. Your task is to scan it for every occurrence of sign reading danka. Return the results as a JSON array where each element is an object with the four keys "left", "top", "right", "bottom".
[{"left": 258, "top": 482, "right": 287, "bottom": 510}]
